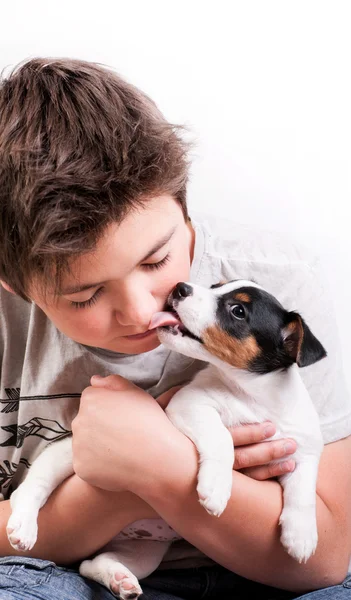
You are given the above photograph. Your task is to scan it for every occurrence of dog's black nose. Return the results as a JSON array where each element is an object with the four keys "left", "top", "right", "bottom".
[{"left": 173, "top": 282, "right": 193, "bottom": 300}]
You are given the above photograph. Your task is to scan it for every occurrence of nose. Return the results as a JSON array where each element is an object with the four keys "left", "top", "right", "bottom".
[
  {"left": 173, "top": 282, "right": 193, "bottom": 301},
  {"left": 115, "top": 290, "right": 157, "bottom": 328}
]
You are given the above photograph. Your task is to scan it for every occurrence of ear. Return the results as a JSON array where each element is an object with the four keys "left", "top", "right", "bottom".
[
  {"left": 282, "top": 312, "right": 327, "bottom": 367},
  {"left": 0, "top": 281, "right": 15, "bottom": 295}
]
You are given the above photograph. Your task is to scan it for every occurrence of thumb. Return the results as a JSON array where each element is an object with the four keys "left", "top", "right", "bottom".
[{"left": 90, "top": 374, "right": 133, "bottom": 391}]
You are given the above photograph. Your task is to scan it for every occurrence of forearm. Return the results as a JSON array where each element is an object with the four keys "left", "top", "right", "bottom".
[
  {"left": 137, "top": 432, "right": 350, "bottom": 593},
  {"left": 0, "top": 475, "right": 156, "bottom": 565}
]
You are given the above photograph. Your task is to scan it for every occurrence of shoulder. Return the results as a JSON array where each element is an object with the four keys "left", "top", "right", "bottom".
[
  {"left": 190, "top": 210, "right": 325, "bottom": 333},
  {"left": 190, "top": 211, "right": 327, "bottom": 353},
  {"left": 190, "top": 211, "right": 318, "bottom": 303},
  {"left": 191, "top": 210, "right": 315, "bottom": 268},
  {"left": 0, "top": 286, "right": 32, "bottom": 345},
  {"left": 190, "top": 212, "right": 351, "bottom": 442}
]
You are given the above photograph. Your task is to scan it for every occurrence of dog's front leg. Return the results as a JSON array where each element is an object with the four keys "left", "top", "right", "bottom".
[
  {"left": 279, "top": 454, "right": 321, "bottom": 563},
  {"left": 166, "top": 390, "right": 233, "bottom": 517},
  {"left": 7, "top": 436, "right": 74, "bottom": 551}
]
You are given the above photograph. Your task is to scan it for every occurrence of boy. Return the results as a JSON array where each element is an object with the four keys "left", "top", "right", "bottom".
[{"left": 0, "top": 58, "right": 350, "bottom": 600}]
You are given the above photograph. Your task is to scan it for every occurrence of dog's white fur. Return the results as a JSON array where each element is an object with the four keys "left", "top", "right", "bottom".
[{"left": 6, "top": 280, "right": 324, "bottom": 598}]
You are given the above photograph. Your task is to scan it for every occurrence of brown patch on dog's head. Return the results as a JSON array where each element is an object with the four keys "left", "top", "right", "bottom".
[
  {"left": 283, "top": 317, "right": 304, "bottom": 362},
  {"left": 282, "top": 314, "right": 326, "bottom": 367},
  {"left": 202, "top": 326, "right": 261, "bottom": 368},
  {"left": 234, "top": 292, "right": 251, "bottom": 303},
  {"left": 211, "top": 280, "right": 228, "bottom": 289}
]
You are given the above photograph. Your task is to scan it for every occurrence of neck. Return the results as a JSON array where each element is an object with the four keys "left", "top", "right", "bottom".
[{"left": 214, "top": 360, "right": 302, "bottom": 404}]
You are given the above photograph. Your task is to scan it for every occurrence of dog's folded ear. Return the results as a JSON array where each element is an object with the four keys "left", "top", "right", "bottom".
[{"left": 282, "top": 312, "right": 327, "bottom": 367}]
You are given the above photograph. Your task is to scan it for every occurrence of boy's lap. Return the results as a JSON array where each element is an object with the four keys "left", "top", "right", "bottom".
[
  {"left": 142, "top": 566, "right": 351, "bottom": 600},
  {"left": 294, "top": 575, "right": 351, "bottom": 600},
  {"left": 0, "top": 557, "right": 350, "bottom": 600},
  {"left": 0, "top": 556, "right": 183, "bottom": 600},
  {"left": 0, "top": 556, "right": 114, "bottom": 600}
]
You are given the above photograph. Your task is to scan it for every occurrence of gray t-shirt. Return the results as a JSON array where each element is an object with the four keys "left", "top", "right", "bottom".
[{"left": 1, "top": 212, "right": 350, "bottom": 567}]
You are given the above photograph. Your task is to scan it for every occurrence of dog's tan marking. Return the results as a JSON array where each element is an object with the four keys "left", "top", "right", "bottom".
[
  {"left": 234, "top": 292, "right": 251, "bottom": 303},
  {"left": 203, "top": 326, "right": 260, "bottom": 368},
  {"left": 284, "top": 318, "right": 304, "bottom": 361}
]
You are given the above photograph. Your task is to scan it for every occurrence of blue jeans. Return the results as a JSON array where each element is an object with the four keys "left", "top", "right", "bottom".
[{"left": 0, "top": 556, "right": 349, "bottom": 599}]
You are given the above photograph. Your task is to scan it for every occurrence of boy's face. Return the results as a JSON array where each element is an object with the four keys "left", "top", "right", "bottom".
[{"left": 30, "top": 196, "right": 194, "bottom": 355}]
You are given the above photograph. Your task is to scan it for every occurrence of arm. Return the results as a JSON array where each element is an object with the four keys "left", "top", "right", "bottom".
[
  {"left": 0, "top": 380, "right": 179, "bottom": 564},
  {"left": 0, "top": 475, "right": 158, "bottom": 565},
  {"left": 136, "top": 429, "right": 351, "bottom": 593},
  {"left": 0, "top": 384, "right": 285, "bottom": 565},
  {"left": 73, "top": 376, "right": 350, "bottom": 593}
]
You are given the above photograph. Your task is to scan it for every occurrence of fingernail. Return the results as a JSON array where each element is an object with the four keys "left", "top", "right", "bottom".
[
  {"left": 284, "top": 442, "right": 295, "bottom": 454},
  {"left": 281, "top": 460, "right": 295, "bottom": 472},
  {"left": 91, "top": 375, "right": 104, "bottom": 382},
  {"left": 264, "top": 424, "right": 275, "bottom": 438}
]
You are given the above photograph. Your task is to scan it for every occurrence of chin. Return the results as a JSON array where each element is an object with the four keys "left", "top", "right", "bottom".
[
  {"left": 115, "top": 336, "right": 161, "bottom": 355},
  {"left": 133, "top": 337, "right": 161, "bottom": 354}
]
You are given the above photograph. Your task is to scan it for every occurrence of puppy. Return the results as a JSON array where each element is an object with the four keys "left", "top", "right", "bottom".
[
  {"left": 6, "top": 279, "right": 326, "bottom": 598},
  {"left": 156, "top": 279, "right": 326, "bottom": 562}
]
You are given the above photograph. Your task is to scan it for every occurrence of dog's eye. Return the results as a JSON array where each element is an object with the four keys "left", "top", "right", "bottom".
[{"left": 231, "top": 304, "right": 246, "bottom": 320}]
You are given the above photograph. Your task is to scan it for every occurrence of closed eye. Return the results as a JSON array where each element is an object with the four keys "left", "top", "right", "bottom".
[
  {"left": 69, "top": 254, "right": 171, "bottom": 309},
  {"left": 141, "top": 253, "right": 171, "bottom": 271},
  {"left": 70, "top": 287, "right": 104, "bottom": 309}
]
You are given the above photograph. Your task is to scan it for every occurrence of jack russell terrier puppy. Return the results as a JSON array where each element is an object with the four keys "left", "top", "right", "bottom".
[{"left": 6, "top": 279, "right": 326, "bottom": 599}]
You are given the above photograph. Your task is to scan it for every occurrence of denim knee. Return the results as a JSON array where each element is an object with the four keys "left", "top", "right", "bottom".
[
  {"left": 0, "top": 556, "right": 59, "bottom": 591},
  {"left": 0, "top": 556, "right": 114, "bottom": 600}
]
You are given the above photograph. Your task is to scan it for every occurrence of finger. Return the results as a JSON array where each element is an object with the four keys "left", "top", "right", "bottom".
[
  {"left": 230, "top": 422, "right": 276, "bottom": 446},
  {"left": 233, "top": 438, "right": 297, "bottom": 470},
  {"left": 90, "top": 374, "right": 133, "bottom": 391},
  {"left": 157, "top": 386, "right": 182, "bottom": 410},
  {"left": 241, "top": 459, "right": 296, "bottom": 481}
]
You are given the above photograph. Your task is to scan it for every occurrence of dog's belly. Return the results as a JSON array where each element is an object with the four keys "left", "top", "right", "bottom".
[
  {"left": 220, "top": 399, "right": 292, "bottom": 442},
  {"left": 115, "top": 519, "right": 181, "bottom": 542},
  {"left": 220, "top": 398, "right": 271, "bottom": 428}
]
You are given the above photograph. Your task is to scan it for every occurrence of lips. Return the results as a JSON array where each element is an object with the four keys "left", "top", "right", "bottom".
[{"left": 124, "top": 330, "right": 156, "bottom": 340}]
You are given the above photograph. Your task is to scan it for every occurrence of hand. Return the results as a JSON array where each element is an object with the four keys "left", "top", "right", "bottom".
[
  {"left": 71, "top": 374, "right": 185, "bottom": 494},
  {"left": 230, "top": 422, "right": 296, "bottom": 480},
  {"left": 157, "top": 386, "right": 182, "bottom": 409}
]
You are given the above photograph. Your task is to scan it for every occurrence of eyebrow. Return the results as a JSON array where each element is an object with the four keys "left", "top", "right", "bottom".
[{"left": 60, "top": 227, "right": 177, "bottom": 296}]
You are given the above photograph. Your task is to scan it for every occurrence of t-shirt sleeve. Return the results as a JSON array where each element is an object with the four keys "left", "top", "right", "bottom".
[{"left": 293, "top": 257, "right": 351, "bottom": 444}]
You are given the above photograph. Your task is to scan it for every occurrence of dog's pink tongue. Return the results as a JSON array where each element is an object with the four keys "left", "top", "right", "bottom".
[{"left": 149, "top": 312, "right": 181, "bottom": 330}]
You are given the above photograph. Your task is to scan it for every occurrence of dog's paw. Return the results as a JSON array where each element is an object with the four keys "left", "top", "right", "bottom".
[
  {"left": 80, "top": 559, "right": 143, "bottom": 599},
  {"left": 6, "top": 512, "right": 38, "bottom": 551},
  {"left": 196, "top": 459, "right": 232, "bottom": 517},
  {"left": 279, "top": 506, "right": 318, "bottom": 563},
  {"left": 110, "top": 569, "right": 143, "bottom": 599}
]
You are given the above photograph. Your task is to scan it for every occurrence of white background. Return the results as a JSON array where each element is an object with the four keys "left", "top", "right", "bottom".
[{"left": 1, "top": 0, "right": 350, "bottom": 388}]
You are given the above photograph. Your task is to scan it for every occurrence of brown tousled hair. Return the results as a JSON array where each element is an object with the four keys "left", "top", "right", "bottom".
[{"left": 0, "top": 58, "right": 190, "bottom": 301}]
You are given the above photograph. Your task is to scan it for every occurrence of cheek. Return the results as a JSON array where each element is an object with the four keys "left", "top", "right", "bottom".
[{"left": 46, "top": 307, "right": 110, "bottom": 342}]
